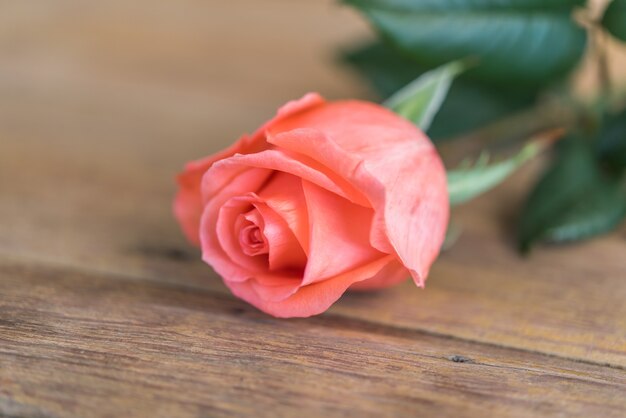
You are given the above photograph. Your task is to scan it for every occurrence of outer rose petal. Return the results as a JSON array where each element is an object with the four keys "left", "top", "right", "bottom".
[
  {"left": 225, "top": 255, "right": 396, "bottom": 318},
  {"left": 248, "top": 272, "right": 302, "bottom": 303},
  {"left": 349, "top": 259, "right": 409, "bottom": 291},
  {"left": 267, "top": 103, "right": 449, "bottom": 287},
  {"left": 173, "top": 93, "right": 324, "bottom": 245},
  {"left": 203, "top": 149, "right": 369, "bottom": 208}
]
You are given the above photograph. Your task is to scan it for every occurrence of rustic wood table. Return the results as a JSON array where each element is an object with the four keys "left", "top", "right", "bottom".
[{"left": 1, "top": 1, "right": 625, "bottom": 417}]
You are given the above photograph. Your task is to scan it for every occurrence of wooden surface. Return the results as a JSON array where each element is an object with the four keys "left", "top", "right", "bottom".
[{"left": 1, "top": 1, "right": 625, "bottom": 417}]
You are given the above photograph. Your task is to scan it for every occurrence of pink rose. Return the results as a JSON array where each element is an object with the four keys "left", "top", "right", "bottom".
[{"left": 174, "top": 93, "right": 448, "bottom": 317}]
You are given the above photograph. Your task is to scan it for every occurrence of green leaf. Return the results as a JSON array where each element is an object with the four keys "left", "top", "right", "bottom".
[
  {"left": 595, "top": 108, "right": 626, "bottom": 174},
  {"left": 342, "top": 42, "right": 538, "bottom": 140},
  {"left": 602, "top": 0, "right": 626, "bottom": 42},
  {"left": 518, "top": 138, "right": 626, "bottom": 252},
  {"left": 447, "top": 141, "right": 543, "bottom": 206},
  {"left": 429, "top": 79, "right": 537, "bottom": 139},
  {"left": 344, "top": 0, "right": 587, "bottom": 86},
  {"left": 383, "top": 61, "right": 465, "bottom": 130}
]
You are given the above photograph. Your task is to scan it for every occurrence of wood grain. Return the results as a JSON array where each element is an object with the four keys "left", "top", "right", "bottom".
[
  {"left": 1, "top": 1, "right": 626, "bottom": 416},
  {"left": 2, "top": 258, "right": 625, "bottom": 418}
]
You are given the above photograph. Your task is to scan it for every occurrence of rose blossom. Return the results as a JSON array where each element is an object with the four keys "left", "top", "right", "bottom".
[{"left": 174, "top": 93, "right": 448, "bottom": 318}]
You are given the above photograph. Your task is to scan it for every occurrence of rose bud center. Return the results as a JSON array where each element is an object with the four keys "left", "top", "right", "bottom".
[{"left": 239, "top": 222, "right": 268, "bottom": 256}]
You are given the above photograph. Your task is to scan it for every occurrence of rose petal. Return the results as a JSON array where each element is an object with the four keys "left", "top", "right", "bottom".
[
  {"left": 301, "top": 180, "right": 382, "bottom": 286},
  {"left": 248, "top": 272, "right": 303, "bottom": 302},
  {"left": 348, "top": 259, "right": 409, "bottom": 291},
  {"left": 203, "top": 149, "right": 369, "bottom": 208},
  {"left": 226, "top": 255, "right": 396, "bottom": 318},
  {"left": 255, "top": 202, "right": 307, "bottom": 271}
]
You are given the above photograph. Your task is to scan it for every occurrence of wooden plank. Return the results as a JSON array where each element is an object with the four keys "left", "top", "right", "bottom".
[
  {"left": 1, "top": 258, "right": 625, "bottom": 418},
  {"left": 1, "top": 0, "right": 626, "bottom": 370}
]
